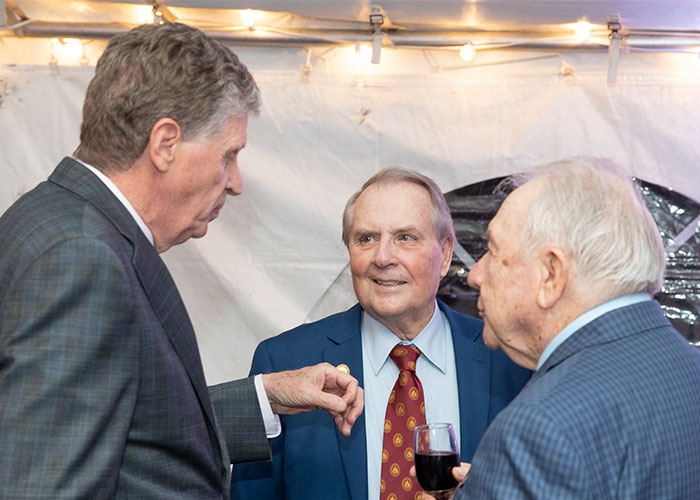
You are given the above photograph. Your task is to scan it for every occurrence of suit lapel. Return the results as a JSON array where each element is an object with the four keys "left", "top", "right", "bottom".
[
  {"left": 441, "top": 304, "right": 491, "bottom": 460},
  {"left": 50, "top": 157, "right": 222, "bottom": 453},
  {"left": 131, "top": 230, "right": 218, "bottom": 430},
  {"left": 323, "top": 307, "right": 369, "bottom": 500}
]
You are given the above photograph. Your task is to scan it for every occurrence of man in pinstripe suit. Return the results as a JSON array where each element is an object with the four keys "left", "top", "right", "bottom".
[
  {"left": 0, "top": 23, "right": 361, "bottom": 499},
  {"left": 443, "top": 158, "right": 700, "bottom": 499}
]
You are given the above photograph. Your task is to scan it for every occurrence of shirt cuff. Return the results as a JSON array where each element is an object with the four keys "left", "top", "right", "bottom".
[{"left": 254, "top": 373, "right": 282, "bottom": 438}]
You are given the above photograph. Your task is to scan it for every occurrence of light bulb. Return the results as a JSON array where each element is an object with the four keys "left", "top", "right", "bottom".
[
  {"left": 241, "top": 9, "right": 259, "bottom": 29},
  {"left": 575, "top": 18, "right": 591, "bottom": 42},
  {"left": 460, "top": 43, "right": 476, "bottom": 62}
]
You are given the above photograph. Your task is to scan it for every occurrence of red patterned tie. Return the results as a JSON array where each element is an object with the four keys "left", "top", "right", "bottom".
[{"left": 380, "top": 344, "right": 426, "bottom": 500}]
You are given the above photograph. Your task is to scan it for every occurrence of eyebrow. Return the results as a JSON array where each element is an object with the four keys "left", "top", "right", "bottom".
[
  {"left": 352, "top": 224, "right": 420, "bottom": 235},
  {"left": 393, "top": 225, "right": 420, "bottom": 234}
]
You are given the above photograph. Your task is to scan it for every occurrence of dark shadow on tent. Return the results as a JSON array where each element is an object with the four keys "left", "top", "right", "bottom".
[{"left": 438, "top": 177, "right": 700, "bottom": 346}]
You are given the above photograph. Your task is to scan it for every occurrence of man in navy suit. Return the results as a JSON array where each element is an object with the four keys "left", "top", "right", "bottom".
[
  {"left": 444, "top": 158, "right": 700, "bottom": 499},
  {"left": 0, "top": 23, "right": 361, "bottom": 499},
  {"left": 231, "top": 166, "right": 531, "bottom": 499}
]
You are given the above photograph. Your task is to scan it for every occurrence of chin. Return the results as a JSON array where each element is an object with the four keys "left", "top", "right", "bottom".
[
  {"left": 190, "top": 226, "right": 209, "bottom": 240},
  {"left": 482, "top": 328, "right": 500, "bottom": 350}
]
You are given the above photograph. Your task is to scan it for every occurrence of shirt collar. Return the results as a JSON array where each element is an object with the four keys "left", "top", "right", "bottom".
[
  {"left": 537, "top": 293, "right": 652, "bottom": 370},
  {"left": 77, "top": 159, "right": 155, "bottom": 246},
  {"left": 363, "top": 299, "right": 449, "bottom": 376}
]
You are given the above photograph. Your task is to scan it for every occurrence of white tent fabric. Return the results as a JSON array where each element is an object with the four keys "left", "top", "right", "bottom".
[{"left": 2, "top": 46, "right": 699, "bottom": 383}]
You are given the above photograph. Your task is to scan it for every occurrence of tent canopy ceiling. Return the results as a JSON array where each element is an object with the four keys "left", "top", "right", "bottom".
[{"left": 4, "top": 1, "right": 700, "bottom": 51}]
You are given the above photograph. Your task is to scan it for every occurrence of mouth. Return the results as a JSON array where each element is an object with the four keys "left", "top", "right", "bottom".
[
  {"left": 372, "top": 279, "right": 406, "bottom": 287},
  {"left": 210, "top": 200, "right": 226, "bottom": 219}
]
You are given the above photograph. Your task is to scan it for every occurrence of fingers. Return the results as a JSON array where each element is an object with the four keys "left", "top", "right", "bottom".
[
  {"left": 345, "top": 386, "right": 364, "bottom": 423},
  {"left": 309, "top": 363, "right": 364, "bottom": 436},
  {"left": 410, "top": 462, "right": 467, "bottom": 499},
  {"left": 314, "top": 375, "right": 360, "bottom": 414},
  {"left": 454, "top": 462, "right": 470, "bottom": 482},
  {"left": 330, "top": 386, "right": 364, "bottom": 436},
  {"left": 262, "top": 363, "right": 364, "bottom": 437}
]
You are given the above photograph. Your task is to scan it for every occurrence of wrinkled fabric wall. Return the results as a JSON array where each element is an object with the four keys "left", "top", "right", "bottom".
[{"left": 1, "top": 47, "right": 699, "bottom": 382}]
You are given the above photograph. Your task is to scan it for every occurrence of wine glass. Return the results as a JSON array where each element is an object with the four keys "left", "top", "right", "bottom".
[{"left": 414, "top": 422, "right": 460, "bottom": 500}]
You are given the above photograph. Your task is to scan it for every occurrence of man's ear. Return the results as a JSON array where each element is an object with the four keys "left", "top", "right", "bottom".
[
  {"left": 537, "top": 247, "right": 568, "bottom": 309},
  {"left": 148, "top": 118, "right": 182, "bottom": 173},
  {"left": 439, "top": 238, "right": 455, "bottom": 278}
]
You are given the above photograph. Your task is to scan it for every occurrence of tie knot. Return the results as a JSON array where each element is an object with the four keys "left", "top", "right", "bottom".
[{"left": 389, "top": 344, "right": 421, "bottom": 372}]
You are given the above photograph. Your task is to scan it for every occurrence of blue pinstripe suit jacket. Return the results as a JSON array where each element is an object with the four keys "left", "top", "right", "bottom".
[
  {"left": 0, "top": 158, "right": 270, "bottom": 499},
  {"left": 230, "top": 300, "right": 532, "bottom": 500},
  {"left": 455, "top": 299, "right": 700, "bottom": 499}
]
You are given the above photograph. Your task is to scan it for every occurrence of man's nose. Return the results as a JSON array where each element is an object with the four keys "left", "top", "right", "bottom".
[
  {"left": 227, "top": 167, "right": 243, "bottom": 196},
  {"left": 467, "top": 258, "right": 483, "bottom": 289},
  {"left": 373, "top": 238, "right": 397, "bottom": 266}
]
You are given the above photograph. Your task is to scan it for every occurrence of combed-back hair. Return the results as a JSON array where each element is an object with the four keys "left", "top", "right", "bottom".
[{"left": 74, "top": 22, "right": 260, "bottom": 173}]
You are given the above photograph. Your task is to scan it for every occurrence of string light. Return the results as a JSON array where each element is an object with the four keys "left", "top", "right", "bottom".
[
  {"left": 241, "top": 9, "right": 260, "bottom": 29},
  {"left": 352, "top": 42, "right": 373, "bottom": 71},
  {"left": 47, "top": 38, "right": 91, "bottom": 67},
  {"left": 575, "top": 18, "right": 591, "bottom": 42},
  {"left": 459, "top": 42, "right": 476, "bottom": 62}
]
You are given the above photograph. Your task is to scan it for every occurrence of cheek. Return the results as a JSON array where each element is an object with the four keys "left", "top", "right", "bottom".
[
  {"left": 413, "top": 247, "right": 444, "bottom": 276},
  {"left": 349, "top": 249, "right": 370, "bottom": 275},
  {"left": 489, "top": 258, "right": 524, "bottom": 290}
]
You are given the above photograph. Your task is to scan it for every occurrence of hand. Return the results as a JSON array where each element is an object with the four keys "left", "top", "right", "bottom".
[
  {"left": 410, "top": 462, "right": 471, "bottom": 500},
  {"left": 262, "top": 362, "right": 364, "bottom": 436}
]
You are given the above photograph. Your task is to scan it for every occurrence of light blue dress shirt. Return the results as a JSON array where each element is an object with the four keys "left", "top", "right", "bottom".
[
  {"left": 537, "top": 293, "right": 652, "bottom": 370},
  {"left": 363, "top": 300, "right": 461, "bottom": 500}
]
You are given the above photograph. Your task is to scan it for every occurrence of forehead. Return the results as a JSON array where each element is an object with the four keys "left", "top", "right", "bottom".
[
  {"left": 488, "top": 182, "right": 535, "bottom": 242},
  {"left": 353, "top": 181, "right": 434, "bottom": 226}
]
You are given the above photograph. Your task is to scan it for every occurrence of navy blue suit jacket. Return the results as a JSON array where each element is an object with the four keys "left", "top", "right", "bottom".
[
  {"left": 455, "top": 300, "right": 700, "bottom": 499},
  {"left": 231, "top": 300, "right": 531, "bottom": 500}
]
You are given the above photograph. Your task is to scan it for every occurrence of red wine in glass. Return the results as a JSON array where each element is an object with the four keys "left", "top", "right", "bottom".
[
  {"left": 414, "top": 423, "right": 460, "bottom": 499},
  {"left": 415, "top": 451, "right": 460, "bottom": 491}
]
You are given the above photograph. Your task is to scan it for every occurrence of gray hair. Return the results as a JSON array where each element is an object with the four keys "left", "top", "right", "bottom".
[
  {"left": 500, "top": 157, "right": 666, "bottom": 297},
  {"left": 74, "top": 22, "right": 260, "bottom": 173},
  {"left": 342, "top": 166, "right": 456, "bottom": 246}
]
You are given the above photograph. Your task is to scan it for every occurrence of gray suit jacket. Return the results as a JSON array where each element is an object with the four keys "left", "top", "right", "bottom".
[
  {"left": 455, "top": 300, "right": 700, "bottom": 499},
  {"left": 0, "top": 157, "right": 270, "bottom": 499}
]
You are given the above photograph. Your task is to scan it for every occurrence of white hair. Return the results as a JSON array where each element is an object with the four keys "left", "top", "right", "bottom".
[{"left": 501, "top": 157, "right": 666, "bottom": 297}]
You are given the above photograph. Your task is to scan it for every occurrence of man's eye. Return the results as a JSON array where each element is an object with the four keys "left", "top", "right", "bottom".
[
  {"left": 359, "top": 235, "right": 375, "bottom": 243},
  {"left": 399, "top": 234, "right": 415, "bottom": 242}
]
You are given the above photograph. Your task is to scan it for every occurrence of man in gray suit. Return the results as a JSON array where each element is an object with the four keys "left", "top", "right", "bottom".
[
  {"left": 0, "top": 23, "right": 362, "bottom": 499},
  {"left": 430, "top": 158, "right": 700, "bottom": 499}
]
